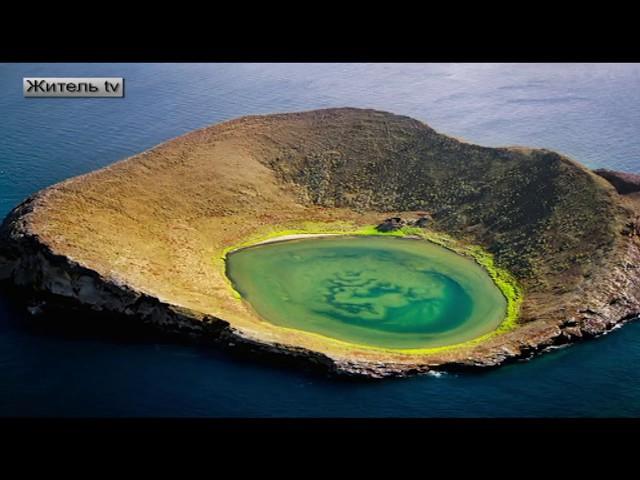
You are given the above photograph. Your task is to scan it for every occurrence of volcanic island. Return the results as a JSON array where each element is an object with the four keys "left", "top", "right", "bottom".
[{"left": 2, "top": 108, "right": 640, "bottom": 378}]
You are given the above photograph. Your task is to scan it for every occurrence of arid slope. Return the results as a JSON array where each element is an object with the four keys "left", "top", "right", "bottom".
[{"left": 1, "top": 108, "right": 639, "bottom": 377}]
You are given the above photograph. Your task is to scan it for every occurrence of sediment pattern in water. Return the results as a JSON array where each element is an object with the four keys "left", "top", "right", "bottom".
[{"left": 226, "top": 236, "right": 507, "bottom": 349}]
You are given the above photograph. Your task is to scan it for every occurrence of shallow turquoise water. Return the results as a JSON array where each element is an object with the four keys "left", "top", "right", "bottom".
[
  {"left": 2, "top": 63, "right": 640, "bottom": 417},
  {"left": 227, "top": 236, "right": 506, "bottom": 348}
]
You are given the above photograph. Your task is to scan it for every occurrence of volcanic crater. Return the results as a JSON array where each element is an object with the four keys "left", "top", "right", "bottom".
[{"left": 2, "top": 108, "right": 640, "bottom": 378}]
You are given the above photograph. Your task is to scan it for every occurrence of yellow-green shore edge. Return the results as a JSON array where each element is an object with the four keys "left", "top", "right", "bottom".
[{"left": 218, "top": 221, "right": 523, "bottom": 357}]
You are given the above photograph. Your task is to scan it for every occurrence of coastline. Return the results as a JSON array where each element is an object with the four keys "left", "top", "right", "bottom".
[
  {"left": 3, "top": 209, "right": 636, "bottom": 378},
  {"left": 2, "top": 107, "right": 640, "bottom": 378}
]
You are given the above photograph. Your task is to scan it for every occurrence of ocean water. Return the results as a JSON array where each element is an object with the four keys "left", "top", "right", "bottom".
[
  {"left": 227, "top": 236, "right": 506, "bottom": 349},
  {"left": 1, "top": 63, "right": 640, "bottom": 417}
]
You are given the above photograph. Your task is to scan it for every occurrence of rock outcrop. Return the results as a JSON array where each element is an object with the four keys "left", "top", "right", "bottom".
[
  {"left": 376, "top": 217, "right": 405, "bottom": 232},
  {"left": 594, "top": 168, "right": 640, "bottom": 195},
  {"left": 375, "top": 214, "right": 431, "bottom": 232}
]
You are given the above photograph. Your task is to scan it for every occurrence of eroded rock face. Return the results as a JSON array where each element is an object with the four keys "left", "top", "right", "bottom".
[
  {"left": 376, "top": 217, "right": 405, "bottom": 232},
  {"left": 375, "top": 215, "right": 431, "bottom": 232},
  {"left": 1, "top": 217, "right": 640, "bottom": 378},
  {"left": 1, "top": 108, "right": 640, "bottom": 378},
  {"left": 595, "top": 168, "right": 640, "bottom": 195},
  {"left": 414, "top": 216, "right": 430, "bottom": 228}
]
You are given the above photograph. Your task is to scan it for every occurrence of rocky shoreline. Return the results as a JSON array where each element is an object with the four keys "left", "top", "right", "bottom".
[
  {"left": 2, "top": 195, "right": 640, "bottom": 378},
  {"left": 2, "top": 108, "right": 640, "bottom": 378}
]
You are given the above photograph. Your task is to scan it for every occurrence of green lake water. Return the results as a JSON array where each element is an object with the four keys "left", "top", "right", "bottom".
[{"left": 226, "top": 236, "right": 507, "bottom": 349}]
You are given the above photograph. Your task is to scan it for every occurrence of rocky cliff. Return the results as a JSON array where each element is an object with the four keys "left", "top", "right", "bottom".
[{"left": 1, "top": 108, "right": 640, "bottom": 377}]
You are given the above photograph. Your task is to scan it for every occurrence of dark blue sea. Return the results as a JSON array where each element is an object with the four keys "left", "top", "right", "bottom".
[{"left": 2, "top": 63, "right": 640, "bottom": 417}]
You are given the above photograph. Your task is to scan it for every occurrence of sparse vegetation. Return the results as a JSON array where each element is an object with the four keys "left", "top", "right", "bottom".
[{"left": 0, "top": 107, "right": 634, "bottom": 375}]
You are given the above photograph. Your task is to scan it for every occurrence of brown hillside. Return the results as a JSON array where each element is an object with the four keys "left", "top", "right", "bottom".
[{"left": 0, "top": 108, "right": 637, "bottom": 376}]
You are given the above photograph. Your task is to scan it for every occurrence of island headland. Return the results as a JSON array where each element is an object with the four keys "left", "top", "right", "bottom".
[{"left": 2, "top": 107, "right": 640, "bottom": 378}]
